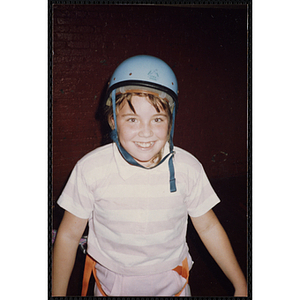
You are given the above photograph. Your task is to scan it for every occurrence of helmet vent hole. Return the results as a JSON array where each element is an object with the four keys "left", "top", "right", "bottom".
[
  {"left": 172, "top": 82, "right": 174, "bottom": 85},
  {"left": 113, "top": 78, "right": 116, "bottom": 81},
  {"left": 129, "top": 73, "right": 132, "bottom": 76}
]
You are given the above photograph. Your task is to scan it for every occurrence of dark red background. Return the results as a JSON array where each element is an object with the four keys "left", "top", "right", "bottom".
[
  {"left": 52, "top": 4, "right": 248, "bottom": 204},
  {"left": 51, "top": 4, "right": 249, "bottom": 296}
]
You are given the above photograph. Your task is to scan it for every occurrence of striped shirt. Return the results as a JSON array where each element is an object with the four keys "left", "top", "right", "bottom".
[{"left": 57, "top": 143, "right": 220, "bottom": 275}]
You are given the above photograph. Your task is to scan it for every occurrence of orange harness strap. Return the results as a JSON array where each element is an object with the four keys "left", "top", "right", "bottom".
[
  {"left": 173, "top": 257, "right": 189, "bottom": 296},
  {"left": 81, "top": 254, "right": 106, "bottom": 296},
  {"left": 81, "top": 255, "right": 189, "bottom": 297}
]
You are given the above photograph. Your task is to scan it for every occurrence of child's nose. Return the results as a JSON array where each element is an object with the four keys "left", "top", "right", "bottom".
[{"left": 138, "top": 123, "right": 153, "bottom": 137}]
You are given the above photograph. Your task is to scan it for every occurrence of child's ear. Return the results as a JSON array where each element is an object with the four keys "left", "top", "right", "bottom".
[{"left": 109, "top": 116, "right": 115, "bottom": 130}]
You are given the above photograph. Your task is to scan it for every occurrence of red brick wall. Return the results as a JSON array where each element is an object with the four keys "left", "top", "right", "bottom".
[{"left": 51, "top": 4, "right": 248, "bottom": 206}]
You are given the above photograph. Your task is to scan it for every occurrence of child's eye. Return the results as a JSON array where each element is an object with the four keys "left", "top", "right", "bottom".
[
  {"left": 154, "top": 118, "right": 163, "bottom": 122},
  {"left": 128, "top": 118, "right": 137, "bottom": 123}
]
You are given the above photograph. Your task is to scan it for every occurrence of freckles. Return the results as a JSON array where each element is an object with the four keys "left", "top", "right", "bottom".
[
  {"left": 157, "top": 124, "right": 169, "bottom": 137},
  {"left": 119, "top": 125, "right": 137, "bottom": 139}
]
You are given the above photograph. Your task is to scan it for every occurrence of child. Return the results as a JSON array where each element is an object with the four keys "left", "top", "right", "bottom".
[{"left": 52, "top": 55, "right": 247, "bottom": 297}]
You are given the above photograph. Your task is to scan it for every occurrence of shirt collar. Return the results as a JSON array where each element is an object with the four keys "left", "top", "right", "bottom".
[{"left": 113, "top": 142, "right": 170, "bottom": 180}]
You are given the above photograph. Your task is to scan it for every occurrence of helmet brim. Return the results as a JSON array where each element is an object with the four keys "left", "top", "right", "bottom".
[{"left": 106, "top": 80, "right": 178, "bottom": 112}]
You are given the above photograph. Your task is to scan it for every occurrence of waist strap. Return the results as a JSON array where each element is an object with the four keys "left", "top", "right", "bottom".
[{"left": 81, "top": 255, "right": 189, "bottom": 297}]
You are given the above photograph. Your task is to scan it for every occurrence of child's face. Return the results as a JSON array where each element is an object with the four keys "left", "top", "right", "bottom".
[{"left": 114, "top": 95, "right": 170, "bottom": 168}]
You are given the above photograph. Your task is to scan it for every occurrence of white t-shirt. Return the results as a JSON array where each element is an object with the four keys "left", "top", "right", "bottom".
[{"left": 58, "top": 143, "right": 220, "bottom": 275}]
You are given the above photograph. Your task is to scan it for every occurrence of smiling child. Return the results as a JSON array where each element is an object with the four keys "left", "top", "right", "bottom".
[{"left": 52, "top": 55, "right": 247, "bottom": 297}]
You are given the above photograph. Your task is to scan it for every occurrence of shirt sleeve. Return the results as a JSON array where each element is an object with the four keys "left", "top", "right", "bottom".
[
  {"left": 57, "top": 162, "right": 94, "bottom": 219},
  {"left": 185, "top": 162, "right": 220, "bottom": 218}
]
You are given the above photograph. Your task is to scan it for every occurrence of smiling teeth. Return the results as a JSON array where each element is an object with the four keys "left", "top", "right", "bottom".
[{"left": 135, "top": 142, "right": 154, "bottom": 148}]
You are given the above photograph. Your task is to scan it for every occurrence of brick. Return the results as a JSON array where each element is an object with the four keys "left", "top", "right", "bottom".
[
  {"left": 67, "top": 41, "right": 90, "bottom": 49},
  {"left": 53, "top": 25, "right": 70, "bottom": 33},
  {"left": 69, "top": 25, "right": 95, "bottom": 33}
]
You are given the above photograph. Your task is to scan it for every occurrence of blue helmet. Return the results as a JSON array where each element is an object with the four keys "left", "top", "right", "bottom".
[
  {"left": 107, "top": 55, "right": 178, "bottom": 193},
  {"left": 106, "top": 55, "right": 178, "bottom": 112}
]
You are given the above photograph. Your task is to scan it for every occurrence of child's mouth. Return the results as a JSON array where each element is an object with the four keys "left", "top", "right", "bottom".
[{"left": 134, "top": 141, "right": 155, "bottom": 149}]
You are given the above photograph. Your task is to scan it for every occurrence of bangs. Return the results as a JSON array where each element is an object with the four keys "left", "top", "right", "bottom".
[
  {"left": 115, "top": 93, "right": 170, "bottom": 115},
  {"left": 106, "top": 92, "right": 172, "bottom": 131}
]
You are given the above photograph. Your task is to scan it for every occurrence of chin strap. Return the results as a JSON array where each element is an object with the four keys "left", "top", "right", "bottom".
[{"left": 111, "top": 89, "right": 177, "bottom": 193}]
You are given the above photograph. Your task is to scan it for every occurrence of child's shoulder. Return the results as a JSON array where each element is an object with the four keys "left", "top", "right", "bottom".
[
  {"left": 174, "top": 146, "right": 204, "bottom": 171},
  {"left": 77, "top": 143, "right": 114, "bottom": 169},
  {"left": 174, "top": 146, "right": 201, "bottom": 162}
]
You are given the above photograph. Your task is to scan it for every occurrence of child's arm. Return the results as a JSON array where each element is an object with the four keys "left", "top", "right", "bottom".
[
  {"left": 52, "top": 211, "right": 88, "bottom": 296},
  {"left": 191, "top": 209, "right": 247, "bottom": 297}
]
